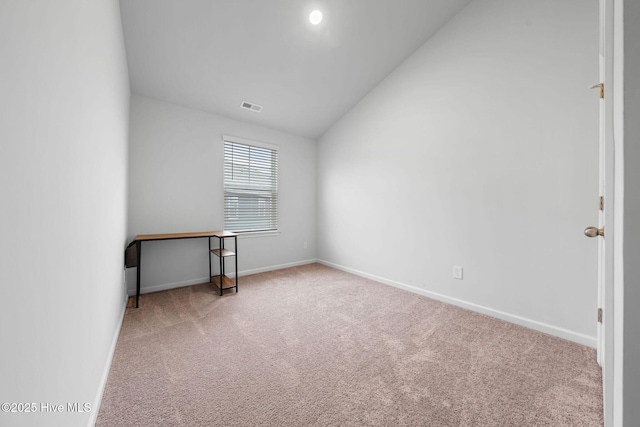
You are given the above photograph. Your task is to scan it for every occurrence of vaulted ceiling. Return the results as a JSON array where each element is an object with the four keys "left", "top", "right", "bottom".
[{"left": 119, "top": 0, "right": 472, "bottom": 139}]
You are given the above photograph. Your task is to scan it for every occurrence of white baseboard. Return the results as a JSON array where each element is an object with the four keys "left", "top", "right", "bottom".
[
  {"left": 128, "top": 276, "right": 211, "bottom": 296},
  {"left": 128, "top": 259, "right": 318, "bottom": 296},
  {"left": 232, "top": 259, "right": 317, "bottom": 277},
  {"left": 88, "top": 293, "right": 128, "bottom": 426},
  {"left": 317, "top": 259, "right": 597, "bottom": 348}
]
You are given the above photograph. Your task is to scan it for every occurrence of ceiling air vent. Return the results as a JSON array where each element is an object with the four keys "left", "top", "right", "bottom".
[{"left": 240, "top": 101, "right": 263, "bottom": 113}]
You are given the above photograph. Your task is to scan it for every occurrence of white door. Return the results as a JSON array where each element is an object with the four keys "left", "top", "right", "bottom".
[
  {"left": 590, "top": 14, "right": 605, "bottom": 368},
  {"left": 586, "top": 0, "right": 609, "bottom": 368},
  {"left": 588, "top": 0, "right": 615, "bottom": 424}
]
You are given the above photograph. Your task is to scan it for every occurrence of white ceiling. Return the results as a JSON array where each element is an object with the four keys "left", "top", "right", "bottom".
[{"left": 119, "top": 0, "right": 472, "bottom": 139}]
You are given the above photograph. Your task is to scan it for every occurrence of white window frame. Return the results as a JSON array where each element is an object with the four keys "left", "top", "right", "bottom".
[{"left": 223, "top": 135, "right": 279, "bottom": 234}]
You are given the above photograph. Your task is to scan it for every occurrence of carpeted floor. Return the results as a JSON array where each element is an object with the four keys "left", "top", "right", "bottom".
[{"left": 97, "top": 263, "right": 603, "bottom": 426}]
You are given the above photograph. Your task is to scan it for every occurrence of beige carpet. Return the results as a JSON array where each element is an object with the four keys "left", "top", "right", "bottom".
[{"left": 97, "top": 263, "right": 603, "bottom": 426}]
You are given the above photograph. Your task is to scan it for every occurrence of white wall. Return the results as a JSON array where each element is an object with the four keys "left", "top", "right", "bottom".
[
  {"left": 0, "top": 1, "right": 130, "bottom": 426},
  {"left": 622, "top": 0, "right": 640, "bottom": 423},
  {"left": 127, "top": 95, "right": 316, "bottom": 294},
  {"left": 317, "top": 0, "right": 599, "bottom": 345}
]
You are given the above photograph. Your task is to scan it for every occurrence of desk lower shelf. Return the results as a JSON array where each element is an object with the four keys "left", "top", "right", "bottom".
[{"left": 211, "top": 275, "right": 236, "bottom": 291}]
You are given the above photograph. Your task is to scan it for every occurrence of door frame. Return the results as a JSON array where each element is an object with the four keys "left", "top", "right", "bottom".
[{"left": 600, "top": 0, "right": 624, "bottom": 425}]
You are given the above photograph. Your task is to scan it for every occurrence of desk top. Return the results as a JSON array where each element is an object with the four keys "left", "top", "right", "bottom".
[{"left": 135, "top": 230, "right": 237, "bottom": 241}]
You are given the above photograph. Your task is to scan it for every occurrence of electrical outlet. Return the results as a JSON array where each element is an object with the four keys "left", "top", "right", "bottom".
[
  {"left": 303, "top": 241, "right": 308, "bottom": 249},
  {"left": 453, "top": 266, "right": 463, "bottom": 280}
]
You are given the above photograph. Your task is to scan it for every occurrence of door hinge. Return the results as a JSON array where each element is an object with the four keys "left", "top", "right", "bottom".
[
  {"left": 600, "top": 196, "right": 604, "bottom": 211},
  {"left": 598, "top": 308, "right": 603, "bottom": 323},
  {"left": 591, "top": 82, "right": 604, "bottom": 99}
]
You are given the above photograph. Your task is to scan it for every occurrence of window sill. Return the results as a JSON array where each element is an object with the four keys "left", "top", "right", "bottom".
[{"left": 236, "top": 230, "right": 281, "bottom": 239}]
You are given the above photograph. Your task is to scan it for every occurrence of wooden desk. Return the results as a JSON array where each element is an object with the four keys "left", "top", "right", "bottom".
[{"left": 129, "top": 230, "right": 238, "bottom": 308}]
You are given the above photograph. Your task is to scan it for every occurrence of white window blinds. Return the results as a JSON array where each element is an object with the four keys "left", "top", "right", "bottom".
[{"left": 223, "top": 136, "right": 278, "bottom": 233}]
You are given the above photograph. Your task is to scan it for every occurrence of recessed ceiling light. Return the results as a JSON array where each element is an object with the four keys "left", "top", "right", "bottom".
[{"left": 309, "top": 10, "right": 323, "bottom": 25}]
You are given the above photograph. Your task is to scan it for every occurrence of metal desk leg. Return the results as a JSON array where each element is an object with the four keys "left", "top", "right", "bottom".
[
  {"left": 219, "top": 237, "right": 223, "bottom": 296},
  {"left": 136, "top": 240, "right": 141, "bottom": 308}
]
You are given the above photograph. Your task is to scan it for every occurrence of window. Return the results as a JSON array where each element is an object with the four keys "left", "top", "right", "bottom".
[{"left": 223, "top": 136, "right": 278, "bottom": 233}]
